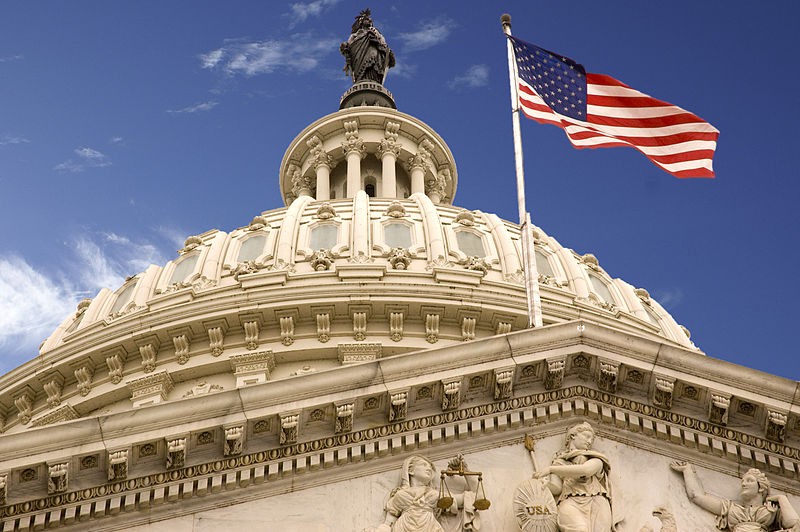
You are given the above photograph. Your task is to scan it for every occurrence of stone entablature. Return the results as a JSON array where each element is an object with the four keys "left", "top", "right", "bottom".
[{"left": 0, "top": 324, "right": 797, "bottom": 529}]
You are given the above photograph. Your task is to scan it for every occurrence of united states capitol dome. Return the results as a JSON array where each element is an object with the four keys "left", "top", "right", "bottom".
[{"left": 0, "top": 85, "right": 695, "bottom": 433}]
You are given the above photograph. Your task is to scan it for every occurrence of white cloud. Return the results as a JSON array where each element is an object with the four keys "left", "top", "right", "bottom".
[
  {"left": 0, "top": 54, "right": 23, "bottom": 63},
  {"left": 0, "top": 256, "right": 76, "bottom": 365},
  {"left": 448, "top": 64, "right": 489, "bottom": 89},
  {"left": 0, "top": 135, "right": 30, "bottom": 146},
  {"left": 653, "top": 288, "right": 684, "bottom": 310},
  {"left": 0, "top": 231, "right": 172, "bottom": 371},
  {"left": 54, "top": 146, "right": 111, "bottom": 173},
  {"left": 387, "top": 62, "right": 417, "bottom": 80},
  {"left": 167, "top": 101, "right": 218, "bottom": 114},
  {"left": 110, "top": 136, "right": 124, "bottom": 144},
  {"left": 200, "top": 35, "right": 339, "bottom": 77},
  {"left": 289, "top": 0, "right": 342, "bottom": 23},
  {"left": 398, "top": 19, "right": 453, "bottom": 52}
]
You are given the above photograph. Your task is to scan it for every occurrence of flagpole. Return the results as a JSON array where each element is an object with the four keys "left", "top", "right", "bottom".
[{"left": 501, "top": 14, "right": 543, "bottom": 329}]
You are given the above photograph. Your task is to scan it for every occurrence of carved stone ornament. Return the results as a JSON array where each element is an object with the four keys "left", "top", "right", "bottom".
[
  {"left": 462, "top": 255, "right": 490, "bottom": 276},
  {"left": 580, "top": 253, "right": 600, "bottom": 270},
  {"left": 388, "top": 390, "right": 408, "bottom": 422},
  {"left": 127, "top": 371, "right": 175, "bottom": 407},
  {"left": 229, "top": 350, "right": 276, "bottom": 387},
  {"left": 494, "top": 368, "right": 514, "bottom": 400},
  {"left": 106, "top": 352, "right": 125, "bottom": 384},
  {"left": 388, "top": 247, "right": 411, "bottom": 270},
  {"left": 441, "top": 379, "right": 461, "bottom": 411},
  {"left": 496, "top": 321, "right": 512, "bottom": 335},
  {"left": 310, "top": 249, "right": 334, "bottom": 271},
  {"left": 280, "top": 315, "right": 295, "bottom": 346},
  {"left": 291, "top": 365, "right": 317, "bottom": 376},
  {"left": 596, "top": 360, "right": 619, "bottom": 394},
  {"left": 335, "top": 402, "right": 354, "bottom": 434},
  {"left": 352, "top": 311, "right": 367, "bottom": 341},
  {"left": 74, "top": 364, "right": 95, "bottom": 396},
  {"left": 232, "top": 260, "right": 265, "bottom": 279},
  {"left": 139, "top": 343, "right": 158, "bottom": 373},
  {"left": 709, "top": 392, "right": 731, "bottom": 425},
  {"left": 244, "top": 320, "right": 260, "bottom": 350},
  {"left": 179, "top": 235, "right": 203, "bottom": 254},
  {"left": 389, "top": 311, "right": 404, "bottom": 341},
  {"left": 0, "top": 474, "right": 7, "bottom": 506},
  {"left": 544, "top": 358, "right": 566, "bottom": 390},
  {"left": 454, "top": 210, "right": 475, "bottom": 226},
  {"left": 424, "top": 172, "right": 447, "bottom": 203},
  {"left": 107, "top": 449, "right": 128, "bottom": 481},
  {"left": 208, "top": 326, "right": 224, "bottom": 356},
  {"left": 47, "top": 463, "right": 69, "bottom": 494},
  {"left": 653, "top": 376, "right": 675, "bottom": 410},
  {"left": 173, "top": 334, "right": 191, "bottom": 365},
  {"left": 316, "top": 313, "right": 331, "bottom": 343},
  {"left": 406, "top": 138, "right": 434, "bottom": 172},
  {"left": 43, "top": 377, "right": 63, "bottom": 408},
  {"left": 224, "top": 426, "right": 244, "bottom": 457},
  {"left": 182, "top": 380, "right": 223, "bottom": 399},
  {"left": 13, "top": 391, "right": 33, "bottom": 425},
  {"left": 385, "top": 201, "right": 406, "bottom": 218},
  {"left": 166, "top": 437, "right": 186, "bottom": 470},
  {"left": 307, "top": 135, "right": 334, "bottom": 170},
  {"left": 425, "top": 313, "right": 440, "bottom": 343},
  {"left": 30, "top": 404, "right": 79, "bottom": 427},
  {"left": 635, "top": 287, "right": 651, "bottom": 303},
  {"left": 461, "top": 316, "right": 477, "bottom": 341},
  {"left": 341, "top": 120, "right": 365, "bottom": 157},
  {"left": 338, "top": 343, "right": 381, "bottom": 364},
  {"left": 247, "top": 215, "right": 268, "bottom": 231},
  {"left": 766, "top": 410, "right": 788, "bottom": 442},
  {"left": 279, "top": 414, "right": 299, "bottom": 445},
  {"left": 75, "top": 298, "right": 92, "bottom": 317}
]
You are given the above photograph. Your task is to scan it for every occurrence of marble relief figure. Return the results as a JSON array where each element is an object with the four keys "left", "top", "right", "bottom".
[
  {"left": 671, "top": 461, "right": 799, "bottom": 531},
  {"left": 371, "top": 455, "right": 480, "bottom": 532},
  {"left": 532, "top": 422, "right": 621, "bottom": 532}
]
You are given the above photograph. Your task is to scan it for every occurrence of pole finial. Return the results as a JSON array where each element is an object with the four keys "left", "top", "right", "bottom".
[{"left": 501, "top": 13, "right": 511, "bottom": 28}]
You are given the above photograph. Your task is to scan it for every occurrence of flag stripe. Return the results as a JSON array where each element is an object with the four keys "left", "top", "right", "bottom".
[{"left": 510, "top": 36, "right": 718, "bottom": 178}]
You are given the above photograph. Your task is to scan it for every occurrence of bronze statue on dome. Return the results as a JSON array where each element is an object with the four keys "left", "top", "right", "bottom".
[{"left": 340, "top": 9, "right": 395, "bottom": 85}]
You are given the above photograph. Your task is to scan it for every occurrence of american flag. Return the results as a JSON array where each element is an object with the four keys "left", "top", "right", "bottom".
[{"left": 509, "top": 36, "right": 719, "bottom": 178}]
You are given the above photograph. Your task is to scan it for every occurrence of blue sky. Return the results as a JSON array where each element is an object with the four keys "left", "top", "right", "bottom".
[{"left": 1, "top": 1, "right": 798, "bottom": 380}]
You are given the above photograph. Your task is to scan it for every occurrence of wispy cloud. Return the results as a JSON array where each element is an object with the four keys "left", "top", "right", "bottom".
[
  {"left": 54, "top": 146, "right": 111, "bottom": 173},
  {"left": 0, "top": 231, "right": 172, "bottom": 371},
  {"left": 387, "top": 62, "right": 417, "bottom": 80},
  {"left": 288, "top": 0, "right": 342, "bottom": 23},
  {"left": 200, "top": 35, "right": 339, "bottom": 77},
  {"left": 0, "top": 135, "right": 30, "bottom": 146},
  {"left": 398, "top": 18, "right": 453, "bottom": 52},
  {"left": 167, "top": 101, "right": 218, "bottom": 114},
  {"left": 448, "top": 64, "right": 489, "bottom": 89},
  {"left": 0, "top": 54, "right": 23, "bottom": 63},
  {"left": 109, "top": 136, "right": 124, "bottom": 144},
  {"left": 653, "top": 288, "right": 684, "bottom": 310}
]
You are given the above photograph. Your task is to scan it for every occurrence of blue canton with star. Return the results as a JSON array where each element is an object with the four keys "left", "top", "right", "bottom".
[{"left": 510, "top": 36, "right": 587, "bottom": 121}]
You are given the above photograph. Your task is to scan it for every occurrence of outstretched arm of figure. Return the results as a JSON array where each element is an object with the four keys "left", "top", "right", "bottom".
[
  {"left": 768, "top": 495, "right": 800, "bottom": 529},
  {"left": 669, "top": 461, "right": 725, "bottom": 516},
  {"left": 533, "top": 458, "right": 604, "bottom": 480}
]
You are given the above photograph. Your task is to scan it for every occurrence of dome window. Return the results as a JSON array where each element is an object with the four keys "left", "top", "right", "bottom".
[
  {"left": 455, "top": 230, "right": 486, "bottom": 258},
  {"left": 110, "top": 281, "right": 137, "bottom": 315},
  {"left": 534, "top": 250, "right": 555, "bottom": 278},
  {"left": 365, "top": 182, "right": 376, "bottom": 197},
  {"left": 384, "top": 222, "right": 412, "bottom": 249},
  {"left": 169, "top": 255, "right": 199, "bottom": 285},
  {"left": 310, "top": 224, "right": 338, "bottom": 250},
  {"left": 588, "top": 273, "right": 615, "bottom": 304},
  {"left": 643, "top": 304, "right": 661, "bottom": 327},
  {"left": 237, "top": 234, "right": 267, "bottom": 262}
]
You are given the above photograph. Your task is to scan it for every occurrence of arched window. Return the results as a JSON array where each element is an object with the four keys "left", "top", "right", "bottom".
[
  {"left": 455, "top": 231, "right": 486, "bottom": 257},
  {"left": 237, "top": 234, "right": 267, "bottom": 262},
  {"left": 110, "top": 281, "right": 137, "bottom": 315},
  {"left": 588, "top": 273, "right": 615, "bottom": 304},
  {"left": 65, "top": 313, "right": 84, "bottom": 334},
  {"left": 310, "top": 225, "right": 338, "bottom": 250},
  {"left": 384, "top": 223, "right": 412, "bottom": 249},
  {"left": 365, "top": 183, "right": 376, "bottom": 197},
  {"left": 643, "top": 304, "right": 661, "bottom": 327},
  {"left": 169, "top": 255, "right": 199, "bottom": 285},
  {"left": 535, "top": 250, "right": 555, "bottom": 278}
]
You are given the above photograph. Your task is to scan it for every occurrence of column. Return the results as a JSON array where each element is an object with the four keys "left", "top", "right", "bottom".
[
  {"left": 314, "top": 162, "right": 331, "bottom": 201},
  {"left": 342, "top": 120, "right": 365, "bottom": 198}
]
